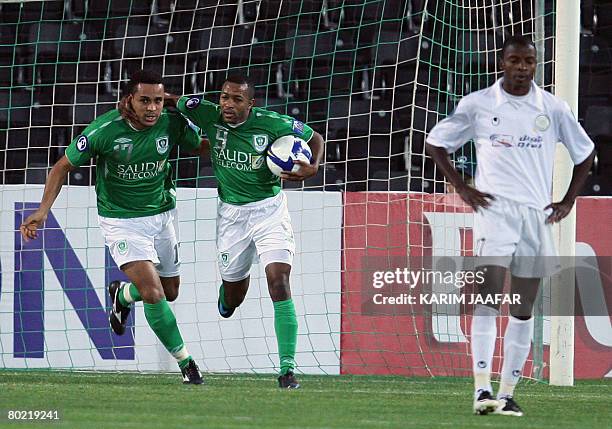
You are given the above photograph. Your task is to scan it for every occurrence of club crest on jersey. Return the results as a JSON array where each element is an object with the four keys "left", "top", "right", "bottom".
[
  {"left": 292, "top": 120, "right": 305, "bottom": 134},
  {"left": 76, "top": 135, "right": 88, "bottom": 152},
  {"left": 252, "top": 134, "right": 269, "bottom": 153},
  {"left": 534, "top": 114, "right": 550, "bottom": 131},
  {"left": 156, "top": 136, "right": 170, "bottom": 154},
  {"left": 186, "top": 97, "right": 200, "bottom": 109}
]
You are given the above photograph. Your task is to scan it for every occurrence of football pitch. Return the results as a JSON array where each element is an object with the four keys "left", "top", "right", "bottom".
[{"left": 0, "top": 371, "right": 609, "bottom": 428}]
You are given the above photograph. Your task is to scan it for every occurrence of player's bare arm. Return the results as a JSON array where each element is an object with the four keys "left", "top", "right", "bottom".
[
  {"left": 19, "top": 156, "right": 75, "bottom": 242},
  {"left": 545, "top": 149, "right": 596, "bottom": 224},
  {"left": 281, "top": 131, "right": 324, "bottom": 181},
  {"left": 426, "top": 143, "right": 495, "bottom": 211}
]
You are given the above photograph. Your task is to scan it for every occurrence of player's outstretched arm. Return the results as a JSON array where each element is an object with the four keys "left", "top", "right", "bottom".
[
  {"left": 20, "top": 156, "right": 75, "bottom": 242},
  {"left": 425, "top": 143, "right": 494, "bottom": 211},
  {"left": 545, "top": 149, "right": 595, "bottom": 224},
  {"left": 281, "top": 131, "right": 325, "bottom": 182}
]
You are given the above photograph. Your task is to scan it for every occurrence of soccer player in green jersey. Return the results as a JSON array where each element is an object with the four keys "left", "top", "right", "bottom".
[
  {"left": 122, "top": 74, "right": 324, "bottom": 388},
  {"left": 19, "top": 70, "right": 205, "bottom": 384}
]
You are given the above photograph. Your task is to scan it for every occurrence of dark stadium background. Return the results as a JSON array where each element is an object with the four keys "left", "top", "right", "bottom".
[{"left": 1, "top": 0, "right": 610, "bottom": 195}]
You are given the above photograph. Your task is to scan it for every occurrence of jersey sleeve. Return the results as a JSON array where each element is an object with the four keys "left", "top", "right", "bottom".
[
  {"left": 169, "top": 112, "right": 201, "bottom": 152},
  {"left": 426, "top": 96, "right": 475, "bottom": 153},
  {"left": 276, "top": 117, "right": 315, "bottom": 142},
  {"left": 64, "top": 123, "right": 102, "bottom": 167},
  {"left": 556, "top": 101, "right": 595, "bottom": 164},
  {"left": 177, "top": 96, "right": 219, "bottom": 128}
]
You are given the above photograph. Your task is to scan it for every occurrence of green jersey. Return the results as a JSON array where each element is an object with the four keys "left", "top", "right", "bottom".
[
  {"left": 177, "top": 96, "right": 314, "bottom": 205},
  {"left": 65, "top": 109, "right": 201, "bottom": 218}
]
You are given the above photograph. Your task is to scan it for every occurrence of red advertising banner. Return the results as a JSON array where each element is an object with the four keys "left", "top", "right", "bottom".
[{"left": 341, "top": 193, "right": 611, "bottom": 379}]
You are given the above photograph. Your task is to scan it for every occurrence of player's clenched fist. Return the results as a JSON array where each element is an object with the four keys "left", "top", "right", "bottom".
[{"left": 20, "top": 210, "right": 47, "bottom": 242}]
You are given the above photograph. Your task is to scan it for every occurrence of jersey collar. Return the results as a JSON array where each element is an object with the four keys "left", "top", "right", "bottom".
[
  {"left": 493, "top": 78, "right": 545, "bottom": 111},
  {"left": 221, "top": 109, "right": 255, "bottom": 129}
]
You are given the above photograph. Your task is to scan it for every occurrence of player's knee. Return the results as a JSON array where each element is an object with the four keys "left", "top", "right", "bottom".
[
  {"left": 224, "top": 288, "right": 247, "bottom": 308},
  {"left": 268, "top": 277, "right": 291, "bottom": 301},
  {"left": 141, "top": 287, "right": 166, "bottom": 304},
  {"left": 162, "top": 277, "right": 180, "bottom": 302},
  {"left": 165, "top": 288, "right": 179, "bottom": 302},
  {"left": 509, "top": 303, "right": 533, "bottom": 320}
]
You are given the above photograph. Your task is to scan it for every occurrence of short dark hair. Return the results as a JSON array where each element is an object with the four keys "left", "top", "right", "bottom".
[
  {"left": 126, "top": 69, "right": 164, "bottom": 95},
  {"left": 501, "top": 35, "right": 537, "bottom": 58},
  {"left": 224, "top": 73, "right": 255, "bottom": 99}
]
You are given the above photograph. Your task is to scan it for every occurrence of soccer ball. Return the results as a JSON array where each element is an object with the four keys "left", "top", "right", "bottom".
[{"left": 266, "top": 135, "right": 312, "bottom": 177}]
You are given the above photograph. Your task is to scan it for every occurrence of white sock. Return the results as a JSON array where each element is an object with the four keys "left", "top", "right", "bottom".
[
  {"left": 498, "top": 315, "right": 534, "bottom": 399},
  {"left": 471, "top": 304, "right": 498, "bottom": 394},
  {"left": 121, "top": 282, "right": 135, "bottom": 304}
]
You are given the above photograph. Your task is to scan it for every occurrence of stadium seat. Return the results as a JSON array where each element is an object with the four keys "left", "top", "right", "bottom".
[
  {"left": 85, "top": 1, "right": 151, "bottom": 18},
  {"left": 0, "top": 24, "right": 18, "bottom": 86},
  {"left": 73, "top": 103, "right": 96, "bottom": 126},
  {"left": 584, "top": 105, "right": 612, "bottom": 138},
  {"left": 0, "top": 90, "right": 33, "bottom": 128},
  {"left": 595, "top": 135, "right": 612, "bottom": 172},
  {"left": 26, "top": 130, "right": 52, "bottom": 160},
  {"left": 111, "top": 20, "right": 166, "bottom": 62},
  {"left": 174, "top": 157, "right": 199, "bottom": 188},
  {"left": 594, "top": 2, "right": 612, "bottom": 40},
  {"left": 196, "top": 165, "right": 217, "bottom": 188},
  {"left": 76, "top": 20, "right": 106, "bottom": 61},
  {"left": 368, "top": 167, "right": 410, "bottom": 191},
  {"left": 190, "top": 25, "right": 255, "bottom": 93},
  {"left": 28, "top": 22, "right": 83, "bottom": 64},
  {"left": 580, "top": 73, "right": 612, "bottom": 99},
  {"left": 580, "top": 34, "right": 612, "bottom": 72},
  {"left": 345, "top": 159, "right": 368, "bottom": 191},
  {"left": 3, "top": 147, "right": 26, "bottom": 183},
  {"left": 25, "top": 163, "right": 49, "bottom": 184},
  {"left": 581, "top": 174, "right": 612, "bottom": 196},
  {"left": 68, "top": 166, "right": 95, "bottom": 186}
]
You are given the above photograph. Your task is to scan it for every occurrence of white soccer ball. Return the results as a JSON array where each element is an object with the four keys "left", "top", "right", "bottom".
[{"left": 266, "top": 135, "right": 312, "bottom": 177}]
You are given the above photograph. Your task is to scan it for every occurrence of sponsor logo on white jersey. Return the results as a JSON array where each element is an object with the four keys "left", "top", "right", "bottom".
[{"left": 490, "top": 134, "right": 514, "bottom": 147}]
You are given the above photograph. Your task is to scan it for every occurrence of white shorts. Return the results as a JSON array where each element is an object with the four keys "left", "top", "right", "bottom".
[
  {"left": 473, "top": 196, "right": 560, "bottom": 278},
  {"left": 98, "top": 209, "right": 180, "bottom": 277},
  {"left": 217, "top": 192, "right": 295, "bottom": 282}
]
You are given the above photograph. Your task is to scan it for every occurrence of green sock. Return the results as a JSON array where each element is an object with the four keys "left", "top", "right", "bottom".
[
  {"left": 143, "top": 299, "right": 191, "bottom": 367},
  {"left": 219, "top": 283, "right": 232, "bottom": 309},
  {"left": 118, "top": 282, "right": 142, "bottom": 307},
  {"left": 273, "top": 299, "right": 298, "bottom": 375}
]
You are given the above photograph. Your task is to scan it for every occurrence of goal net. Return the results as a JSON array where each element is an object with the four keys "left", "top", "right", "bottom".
[{"left": 0, "top": 0, "right": 557, "bottom": 379}]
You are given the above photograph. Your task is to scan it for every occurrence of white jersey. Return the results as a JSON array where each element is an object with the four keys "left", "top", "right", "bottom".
[{"left": 426, "top": 79, "right": 594, "bottom": 210}]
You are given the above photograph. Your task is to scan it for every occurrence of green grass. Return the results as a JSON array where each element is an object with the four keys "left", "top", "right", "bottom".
[{"left": 0, "top": 371, "right": 610, "bottom": 428}]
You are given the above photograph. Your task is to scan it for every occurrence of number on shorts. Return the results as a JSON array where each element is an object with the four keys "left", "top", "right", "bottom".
[{"left": 173, "top": 243, "right": 180, "bottom": 265}]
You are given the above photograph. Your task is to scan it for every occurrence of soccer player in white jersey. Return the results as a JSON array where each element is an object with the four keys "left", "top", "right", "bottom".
[
  {"left": 426, "top": 35, "right": 595, "bottom": 416},
  {"left": 20, "top": 70, "right": 205, "bottom": 384}
]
